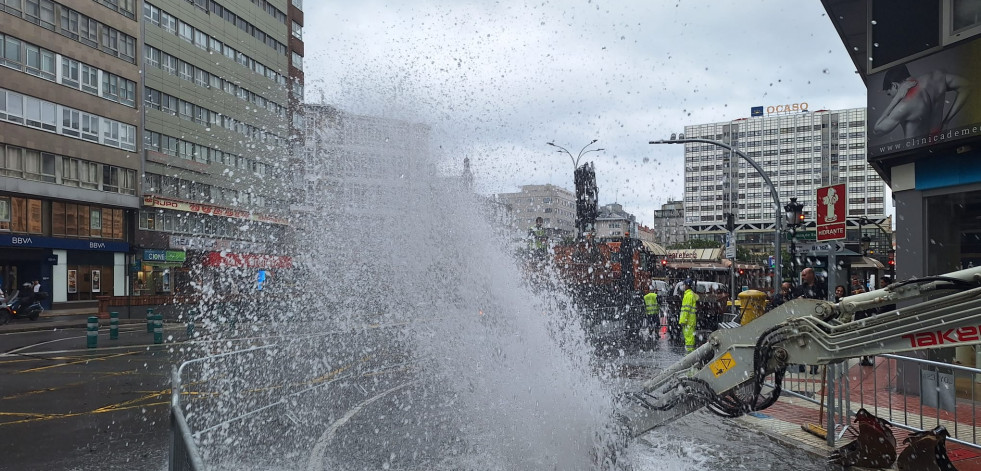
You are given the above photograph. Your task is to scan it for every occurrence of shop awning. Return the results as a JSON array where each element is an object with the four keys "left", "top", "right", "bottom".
[
  {"left": 850, "top": 256, "right": 885, "bottom": 269},
  {"left": 640, "top": 241, "right": 667, "bottom": 255},
  {"left": 665, "top": 262, "right": 729, "bottom": 271},
  {"left": 722, "top": 259, "right": 765, "bottom": 271},
  {"left": 203, "top": 252, "right": 293, "bottom": 269}
]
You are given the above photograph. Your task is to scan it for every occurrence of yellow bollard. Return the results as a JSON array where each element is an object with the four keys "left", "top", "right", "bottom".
[{"left": 738, "top": 290, "right": 768, "bottom": 325}]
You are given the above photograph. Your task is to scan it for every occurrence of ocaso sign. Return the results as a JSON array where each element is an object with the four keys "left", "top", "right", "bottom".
[{"left": 766, "top": 103, "right": 808, "bottom": 114}]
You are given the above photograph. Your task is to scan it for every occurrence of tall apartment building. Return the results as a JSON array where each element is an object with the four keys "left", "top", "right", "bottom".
[
  {"left": 299, "top": 103, "right": 433, "bottom": 280},
  {"left": 497, "top": 184, "right": 576, "bottom": 237},
  {"left": 683, "top": 107, "right": 888, "bottom": 250},
  {"left": 650, "top": 199, "right": 686, "bottom": 246},
  {"left": 0, "top": 1, "right": 142, "bottom": 305},
  {"left": 136, "top": 0, "right": 303, "bottom": 296},
  {"left": 300, "top": 104, "right": 431, "bottom": 219}
]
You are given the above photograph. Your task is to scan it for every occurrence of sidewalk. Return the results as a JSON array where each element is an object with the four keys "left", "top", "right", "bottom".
[
  {"left": 737, "top": 358, "right": 981, "bottom": 469},
  {"left": 1, "top": 306, "right": 145, "bottom": 333}
]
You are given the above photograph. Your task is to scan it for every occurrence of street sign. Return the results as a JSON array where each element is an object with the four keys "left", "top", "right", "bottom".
[
  {"left": 816, "top": 184, "right": 846, "bottom": 241},
  {"left": 786, "top": 231, "right": 817, "bottom": 241},
  {"left": 798, "top": 241, "right": 860, "bottom": 256},
  {"left": 725, "top": 233, "right": 735, "bottom": 259}
]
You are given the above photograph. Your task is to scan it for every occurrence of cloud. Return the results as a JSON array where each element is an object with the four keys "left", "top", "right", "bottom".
[{"left": 303, "top": 0, "right": 867, "bottom": 225}]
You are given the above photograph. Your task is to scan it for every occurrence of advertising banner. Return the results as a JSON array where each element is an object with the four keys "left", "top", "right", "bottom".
[
  {"left": 816, "top": 184, "right": 846, "bottom": 241},
  {"left": 868, "top": 36, "right": 981, "bottom": 159},
  {"left": 143, "top": 195, "right": 289, "bottom": 225}
]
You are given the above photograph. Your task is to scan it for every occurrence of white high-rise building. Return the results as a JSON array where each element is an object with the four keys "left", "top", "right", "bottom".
[{"left": 682, "top": 107, "right": 888, "bottom": 247}]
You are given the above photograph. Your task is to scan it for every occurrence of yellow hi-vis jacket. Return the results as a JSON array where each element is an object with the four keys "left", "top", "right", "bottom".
[
  {"left": 643, "top": 292, "right": 659, "bottom": 316},
  {"left": 678, "top": 288, "right": 698, "bottom": 330}
]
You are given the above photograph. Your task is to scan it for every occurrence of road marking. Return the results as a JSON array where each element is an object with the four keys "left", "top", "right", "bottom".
[
  {"left": 0, "top": 387, "right": 170, "bottom": 426},
  {"left": 0, "top": 400, "right": 170, "bottom": 426},
  {"left": 1, "top": 343, "right": 173, "bottom": 358},
  {"left": 305, "top": 379, "right": 420, "bottom": 471},
  {"left": 92, "top": 389, "right": 169, "bottom": 414},
  {"left": 17, "top": 351, "right": 138, "bottom": 374}
]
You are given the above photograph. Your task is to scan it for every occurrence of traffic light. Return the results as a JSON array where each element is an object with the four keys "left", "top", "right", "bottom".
[
  {"left": 738, "top": 269, "right": 745, "bottom": 276},
  {"left": 724, "top": 213, "right": 735, "bottom": 233},
  {"left": 798, "top": 212, "right": 805, "bottom": 224},
  {"left": 661, "top": 259, "right": 668, "bottom": 267}
]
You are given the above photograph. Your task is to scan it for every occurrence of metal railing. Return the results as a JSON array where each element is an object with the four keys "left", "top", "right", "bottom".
[
  {"left": 767, "top": 353, "right": 981, "bottom": 449},
  {"left": 169, "top": 343, "right": 286, "bottom": 471},
  {"left": 848, "top": 353, "right": 981, "bottom": 449},
  {"left": 170, "top": 366, "right": 205, "bottom": 471}
]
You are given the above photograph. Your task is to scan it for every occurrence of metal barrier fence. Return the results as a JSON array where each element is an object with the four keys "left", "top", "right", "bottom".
[
  {"left": 849, "top": 354, "right": 981, "bottom": 449},
  {"left": 168, "top": 344, "right": 279, "bottom": 471},
  {"left": 768, "top": 354, "right": 981, "bottom": 450},
  {"left": 169, "top": 377, "right": 205, "bottom": 471}
]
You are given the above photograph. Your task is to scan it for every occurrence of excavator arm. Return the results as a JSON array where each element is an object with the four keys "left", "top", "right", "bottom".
[{"left": 621, "top": 266, "right": 981, "bottom": 437}]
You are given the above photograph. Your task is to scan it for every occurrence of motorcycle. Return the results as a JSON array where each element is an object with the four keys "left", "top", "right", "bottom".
[{"left": 0, "top": 290, "right": 44, "bottom": 325}]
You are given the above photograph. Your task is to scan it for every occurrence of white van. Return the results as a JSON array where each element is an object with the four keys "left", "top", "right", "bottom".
[
  {"left": 671, "top": 281, "right": 727, "bottom": 297},
  {"left": 648, "top": 280, "right": 670, "bottom": 295}
]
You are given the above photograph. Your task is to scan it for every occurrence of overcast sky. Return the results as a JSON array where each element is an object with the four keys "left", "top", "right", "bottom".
[{"left": 301, "top": 0, "right": 869, "bottom": 226}]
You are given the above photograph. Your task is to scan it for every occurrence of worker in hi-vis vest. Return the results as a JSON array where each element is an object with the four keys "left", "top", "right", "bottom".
[
  {"left": 643, "top": 288, "right": 660, "bottom": 338},
  {"left": 678, "top": 279, "right": 699, "bottom": 352}
]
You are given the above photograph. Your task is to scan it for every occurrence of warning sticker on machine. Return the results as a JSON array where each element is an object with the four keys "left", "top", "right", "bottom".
[{"left": 710, "top": 352, "right": 737, "bottom": 377}]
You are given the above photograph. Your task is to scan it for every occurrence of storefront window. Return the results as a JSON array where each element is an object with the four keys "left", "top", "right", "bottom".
[
  {"left": 0, "top": 197, "right": 9, "bottom": 231},
  {"left": 926, "top": 189, "right": 981, "bottom": 274},
  {"left": 90, "top": 208, "right": 101, "bottom": 231}
]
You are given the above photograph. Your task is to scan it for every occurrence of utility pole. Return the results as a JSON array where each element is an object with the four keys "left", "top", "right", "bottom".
[{"left": 725, "top": 212, "right": 737, "bottom": 317}]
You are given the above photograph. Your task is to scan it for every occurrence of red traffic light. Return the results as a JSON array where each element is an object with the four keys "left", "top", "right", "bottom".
[{"left": 661, "top": 259, "right": 668, "bottom": 266}]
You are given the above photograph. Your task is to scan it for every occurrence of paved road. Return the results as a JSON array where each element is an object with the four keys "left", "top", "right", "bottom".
[
  {"left": 0, "top": 322, "right": 178, "bottom": 471},
  {"left": 0, "top": 317, "right": 828, "bottom": 470}
]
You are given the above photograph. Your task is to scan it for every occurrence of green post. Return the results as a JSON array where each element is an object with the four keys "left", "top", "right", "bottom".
[
  {"left": 153, "top": 314, "right": 163, "bottom": 344},
  {"left": 86, "top": 316, "right": 98, "bottom": 348},
  {"left": 146, "top": 308, "right": 154, "bottom": 333},
  {"left": 109, "top": 312, "right": 119, "bottom": 340}
]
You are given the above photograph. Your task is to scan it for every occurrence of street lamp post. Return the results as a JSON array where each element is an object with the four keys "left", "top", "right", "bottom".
[
  {"left": 650, "top": 136, "right": 784, "bottom": 294},
  {"left": 857, "top": 216, "right": 893, "bottom": 282},
  {"left": 547, "top": 139, "right": 604, "bottom": 237},
  {"left": 857, "top": 216, "right": 887, "bottom": 256},
  {"left": 784, "top": 197, "right": 805, "bottom": 288}
]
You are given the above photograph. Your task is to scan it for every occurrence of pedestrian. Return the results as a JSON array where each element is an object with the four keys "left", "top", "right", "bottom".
[
  {"left": 794, "top": 268, "right": 826, "bottom": 374},
  {"left": 528, "top": 216, "right": 547, "bottom": 256},
  {"left": 769, "top": 282, "right": 792, "bottom": 311},
  {"left": 678, "top": 278, "right": 698, "bottom": 353},
  {"left": 858, "top": 276, "right": 897, "bottom": 367},
  {"left": 32, "top": 280, "right": 40, "bottom": 294},
  {"left": 794, "top": 267, "right": 827, "bottom": 300},
  {"left": 643, "top": 285, "right": 660, "bottom": 339},
  {"left": 834, "top": 285, "right": 847, "bottom": 303},
  {"left": 851, "top": 275, "right": 866, "bottom": 295}
]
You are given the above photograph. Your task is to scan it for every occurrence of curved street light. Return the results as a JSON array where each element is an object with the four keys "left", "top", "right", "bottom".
[
  {"left": 547, "top": 139, "right": 604, "bottom": 171},
  {"left": 547, "top": 139, "right": 603, "bottom": 238},
  {"left": 650, "top": 136, "right": 784, "bottom": 294}
]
